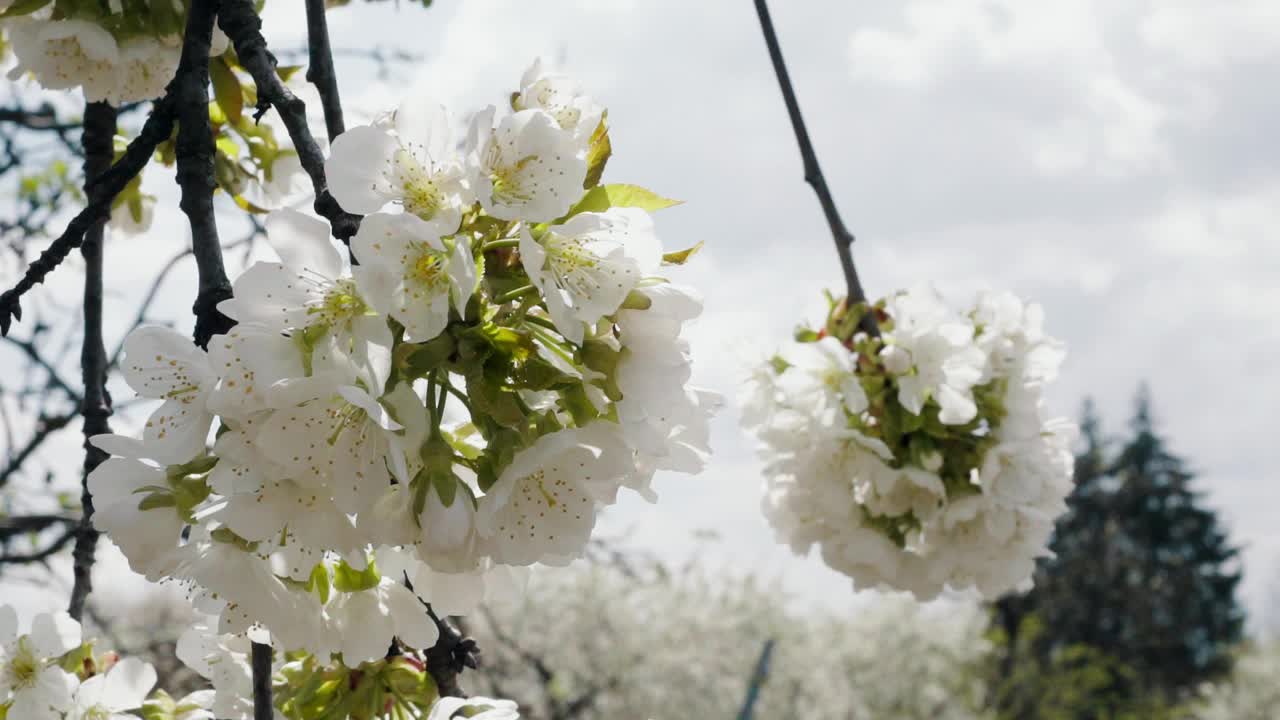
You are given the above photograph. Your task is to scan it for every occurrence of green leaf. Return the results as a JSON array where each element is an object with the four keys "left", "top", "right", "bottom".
[
  {"left": 793, "top": 327, "right": 821, "bottom": 342},
  {"left": 331, "top": 559, "right": 380, "bottom": 593},
  {"left": 561, "top": 384, "right": 600, "bottom": 426},
  {"left": 0, "top": 0, "right": 53, "bottom": 18},
  {"left": 306, "top": 563, "right": 332, "bottom": 605},
  {"left": 466, "top": 365, "right": 526, "bottom": 428},
  {"left": 515, "top": 353, "right": 575, "bottom": 391},
  {"left": 564, "top": 183, "right": 682, "bottom": 220},
  {"left": 583, "top": 117, "right": 611, "bottom": 188},
  {"left": 232, "top": 194, "right": 272, "bottom": 215},
  {"left": 276, "top": 65, "right": 304, "bottom": 83},
  {"left": 137, "top": 493, "right": 177, "bottom": 512},
  {"left": 210, "top": 527, "right": 258, "bottom": 552},
  {"left": 141, "top": 690, "right": 177, "bottom": 720},
  {"left": 210, "top": 57, "right": 244, "bottom": 124},
  {"left": 662, "top": 241, "right": 704, "bottom": 265},
  {"left": 432, "top": 473, "right": 459, "bottom": 508},
  {"left": 397, "top": 333, "right": 456, "bottom": 378},
  {"left": 215, "top": 134, "right": 241, "bottom": 159},
  {"left": 619, "top": 289, "right": 652, "bottom": 310}
]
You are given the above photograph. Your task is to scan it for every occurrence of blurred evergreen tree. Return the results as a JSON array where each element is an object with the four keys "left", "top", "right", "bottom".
[{"left": 991, "top": 388, "right": 1244, "bottom": 717}]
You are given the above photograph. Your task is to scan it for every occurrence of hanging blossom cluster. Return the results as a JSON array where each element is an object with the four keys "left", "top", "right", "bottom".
[
  {"left": 0, "top": 605, "right": 211, "bottom": 720},
  {"left": 743, "top": 287, "right": 1075, "bottom": 599},
  {"left": 2, "top": 1, "right": 224, "bottom": 105},
  {"left": 87, "top": 58, "right": 716, "bottom": 705}
]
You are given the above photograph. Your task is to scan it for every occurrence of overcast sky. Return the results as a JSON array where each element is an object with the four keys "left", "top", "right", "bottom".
[{"left": 5, "top": 0, "right": 1280, "bottom": 629}]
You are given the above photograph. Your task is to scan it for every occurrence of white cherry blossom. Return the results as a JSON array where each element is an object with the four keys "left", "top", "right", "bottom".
[
  {"left": 520, "top": 208, "right": 660, "bottom": 344},
  {"left": 467, "top": 107, "right": 586, "bottom": 222},
  {"left": 477, "top": 424, "right": 634, "bottom": 566},
  {"left": 7, "top": 19, "right": 121, "bottom": 103},
  {"left": 86, "top": 434, "right": 190, "bottom": 580},
  {"left": 327, "top": 97, "right": 471, "bottom": 235},
  {"left": 120, "top": 326, "right": 215, "bottom": 465},
  {"left": 0, "top": 608, "right": 81, "bottom": 720},
  {"left": 114, "top": 37, "right": 179, "bottom": 104},
  {"left": 351, "top": 212, "right": 476, "bottom": 342},
  {"left": 777, "top": 336, "right": 869, "bottom": 420},
  {"left": 515, "top": 57, "right": 605, "bottom": 145},
  {"left": 427, "top": 696, "right": 520, "bottom": 720},
  {"left": 882, "top": 287, "right": 985, "bottom": 425},
  {"left": 325, "top": 576, "right": 439, "bottom": 666},
  {"left": 66, "top": 657, "right": 156, "bottom": 720},
  {"left": 217, "top": 209, "right": 390, "bottom": 374}
]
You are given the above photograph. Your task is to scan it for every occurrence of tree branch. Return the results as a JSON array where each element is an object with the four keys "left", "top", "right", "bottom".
[
  {"left": 218, "top": 0, "right": 362, "bottom": 242},
  {"left": 305, "top": 0, "right": 346, "bottom": 142},
  {"left": 753, "top": 0, "right": 879, "bottom": 338},
  {"left": 0, "top": 97, "right": 176, "bottom": 337},
  {"left": 68, "top": 100, "right": 117, "bottom": 623},
  {"left": 0, "top": 524, "right": 78, "bottom": 565},
  {"left": 252, "top": 641, "right": 274, "bottom": 720},
  {"left": 173, "top": 0, "right": 235, "bottom": 348},
  {"left": 0, "top": 514, "right": 77, "bottom": 538},
  {"left": 0, "top": 412, "right": 76, "bottom": 490},
  {"left": 1, "top": 335, "right": 83, "bottom": 402},
  {"left": 424, "top": 604, "right": 480, "bottom": 698}
]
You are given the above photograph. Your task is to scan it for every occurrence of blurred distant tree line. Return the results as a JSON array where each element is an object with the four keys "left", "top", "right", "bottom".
[{"left": 988, "top": 388, "right": 1245, "bottom": 719}]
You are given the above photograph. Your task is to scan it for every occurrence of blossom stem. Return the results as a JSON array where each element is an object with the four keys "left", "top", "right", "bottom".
[
  {"left": 441, "top": 378, "right": 474, "bottom": 415},
  {"left": 69, "top": 100, "right": 117, "bottom": 622},
  {"left": 495, "top": 284, "right": 538, "bottom": 304},
  {"left": 434, "top": 373, "right": 449, "bottom": 420},
  {"left": 481, "top": 238, "right": 520, "bottom": 252},
  {"left": 304, "top": 0, "right": 346, "bottom": 142},
  {"left": 753, "top": 0, "right": 880, "bottom": 338},
  {"left": 426, "top": 376, "right": 439, "bottom": 427},
  {"left": 522, "top": 314, "right": 559, "bottom": 333}
]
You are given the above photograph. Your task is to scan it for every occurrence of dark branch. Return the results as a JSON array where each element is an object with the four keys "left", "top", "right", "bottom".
[
  {"left": 0, "top": 514, "right": 77, "bottom": 543},
  {"left": 0, "top": 105, "right": 81, "bottom": 133},
  {"left": 0, "top": 97, "right": 176, "bottom": 336},
  {"left": 0, "top": 525, "right": 78, "bottom": 565},
  {"left": 218, "top": 0, "right": 362, "bottom": 242},
  {"left": 173, "top": 0, "right": 234, "bottom": 348},
  {"left": 1, "top": 335, "right": 83, "bottom": 402},
  {"left": 251, "top": 641, "right": 274, "bottom": 720},
  {"left": 305, "top": 0, "right": 346, "bottom": 142},
  {"left": 424, "top": 604, "right": 479, "bottom": 698},
  {"left": 69, "top": 100, "right": 117, "bottom": 623},
  {"left": 0, "top": 412, "right": 76, "bottom": 490},
  {"left": 753, "top": 0, "right": 879, "bottom": 338}
]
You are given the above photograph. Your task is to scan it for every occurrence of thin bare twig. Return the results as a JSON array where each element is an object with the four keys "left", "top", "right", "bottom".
[
  {"left": 0, "top": 98, "right": 176, "bottom": 337},
  {"left": 753, "top": 0, "right": 879, "bottom": 337},
  {"left": 0, "top": 412, "right": 76, "bottom": 490},
  {"left": 305, "top": 0, "right": 346, "bottom": 142},
  {"left": 219, "top": 0, "right": 361, "bottom": 242}
]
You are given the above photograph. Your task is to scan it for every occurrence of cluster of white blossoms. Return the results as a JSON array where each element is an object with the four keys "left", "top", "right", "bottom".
[
  {"left": 743, "top": 286, "right": 1076, "bottom": 599},
  {"left": 87, "top": 59, "right": 715, "bottom": 696},
  {"left": 0, "top": 605, "right": 210, "bottom": 720},
  {"left": 0, "top": 604, "right": 510, "bottom": 720},
  {"left": 2, "top": 2, "right": 215, "bottom": 106},
  {"left": 177, "top": 620, "right": 517, "bottom": 720}
]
